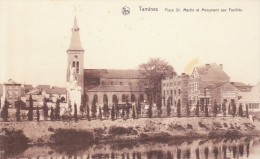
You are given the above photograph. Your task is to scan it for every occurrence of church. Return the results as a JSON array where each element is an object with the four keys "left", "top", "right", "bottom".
[{"left": 66, "top": 17, "right": 146, "bottom": 107}]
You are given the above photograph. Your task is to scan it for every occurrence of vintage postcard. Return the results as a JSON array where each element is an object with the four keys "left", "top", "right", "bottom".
[{"left": 0, "top": 0, "right": 260, "bottom": 158}]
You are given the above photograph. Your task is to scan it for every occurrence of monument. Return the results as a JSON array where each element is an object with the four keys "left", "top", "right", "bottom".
[{"left": 66, "top": 63, "right": 82, "bottom": 113}]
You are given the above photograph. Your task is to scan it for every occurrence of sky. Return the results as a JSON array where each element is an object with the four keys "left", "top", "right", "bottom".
[{"left": 0, "top": 0, "right": 259, "bottom": 87}]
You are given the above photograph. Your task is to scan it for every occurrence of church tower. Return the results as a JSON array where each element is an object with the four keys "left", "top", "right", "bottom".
[{"left": 66, "top": 16, "right": 84, "bottom": 90}]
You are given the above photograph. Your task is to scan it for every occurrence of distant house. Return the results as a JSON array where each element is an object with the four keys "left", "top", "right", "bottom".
[
  {"left": 231, "top": 82, "right": 252, "bottom": 92},
  {"left": 188, "top": 63, "right": 238, "bottom": 110},
  {"left": 24, "top": 94, "right": 45, "bottom": 109},
  {"left": 36, "top": 85, "right": 50, "bottom": 91},
  {"left": 2, "top": 79, "right": 22, "bottom": 108},
  {"left": 42, "top": 87, "right": 67, "bottom": 102},
  {"left": 238, "top": 83, "right": 260, "bottom": 112},
  {"left": 21, "top": 84, "right": 34, "bottom": 95},
  {"left": 161, "top": 73, "right": 189, "bottom": 111}
]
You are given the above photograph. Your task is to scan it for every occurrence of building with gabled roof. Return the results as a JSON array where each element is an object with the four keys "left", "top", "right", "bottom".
[
  {"left": 65, "top": 17, "right": 146, "bottom": 108},
  {"left": 2, "top": 79, "right": 22, "bottom": 108},
  {"left": 231, "top": 82, "right": 253, "bottom": 92},
  {"left": 188, "top": 63, "right": 237, "bottom": 111},
  {"left": 238, "top": 83, "right": 260, "bottom": 112}
]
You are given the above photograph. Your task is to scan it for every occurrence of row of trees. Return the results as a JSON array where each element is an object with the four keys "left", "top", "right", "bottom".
[{"left": 0, "top": 95, "right": 250, "bottom": 122}]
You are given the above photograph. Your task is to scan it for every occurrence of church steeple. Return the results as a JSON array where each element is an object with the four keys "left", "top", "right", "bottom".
[
  {"left": 66, "top": 16, "right": 85, "bottom": 91},
  {"left": 67, "top": 16, "right": 84, "bottom": 51}
]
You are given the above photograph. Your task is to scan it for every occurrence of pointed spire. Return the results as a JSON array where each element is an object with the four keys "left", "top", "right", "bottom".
[
  {"left": 68, "top": 16, "right": 84, "bottom": 51},
  {"left": 73, "top": 16, "right": 78, "bottom": 29}
]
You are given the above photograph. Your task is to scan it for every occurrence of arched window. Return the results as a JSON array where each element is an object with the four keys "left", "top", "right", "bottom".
[
  {"left": 72, "top": 61, "right": 75, "bottom": 67},
  {"left": 86, "top": 94, "right": 89, "bottom": 102},
  {"left": 122, "top": 94, "right": 126, "bottom": 102},
  {"left": 111, "top": 81, "right": 113, "bottom": 85},
  {"left": 120, "top": 82, "right": 123, "bottom": 85},
  {"left": 131, "top": 94, "right": 136, "bottom": 102},
  {"left": 112, "top": 94, "right": 118, "bottom": 103},
  {"left": 178, "top": 89, "right": 181, "bottom": 95},
  {"left": 93, "top": 94, "right": 98, "bottom": 103},
  {"left": 76, "top": 61, "right": 79, "bottom": 73},
  {"left": 103, "top": 94, "right": 108, "bottom": 104},
  {"left": 139, "top": 94, "right": 144, "bottom": 103}
]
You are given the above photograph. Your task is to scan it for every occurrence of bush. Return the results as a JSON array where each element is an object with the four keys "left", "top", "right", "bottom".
[
  {"left": 0, "top": 128, "right": 29, "bottom": 151},
  {"left": 213, "top": 122, "right": 222, "bottom": 129},
  {"left": 187, "top": 124, "right": 193, "bottom": 129},
  {"left": 50, "top": 128, "right": 94, "bottom": 144},
  {"left": 108, "top": 126, "right": 135, "bottom": 136},
  {"left": 168, "top": 123, "right": 185, "bottom": 131},
  {"left": 198, "top": 122, "right": 209, "bottom": 130}
]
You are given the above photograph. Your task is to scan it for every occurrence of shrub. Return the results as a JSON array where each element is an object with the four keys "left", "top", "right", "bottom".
[
  {"left": 50, "top": 128, "right": 94, "bottom": 144},
  {"left": 0, "top": 129, "right": 29, "bottom": 151},
  {"left": 108, "top": 126, "right": 135, "bottom": 136},
  {"left": 198, "top": 122, "right": 208, "bottom": 130},
  {"left": 223, "top": 123, "right": 228, "bottom": 128},
  {"left": 168, "top": 123, "right": 185, "bottom": 131},
  {"left": 213, "top": 122, "right": 222, "bottom": 129},
  {"left": 187, "top": 124, "right": 193, "bottom": 129}
]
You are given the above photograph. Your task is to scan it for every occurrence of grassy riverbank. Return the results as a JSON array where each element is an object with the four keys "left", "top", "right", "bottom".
[{"left": 0, "top": 117, "right": 259, "bottom": 145}]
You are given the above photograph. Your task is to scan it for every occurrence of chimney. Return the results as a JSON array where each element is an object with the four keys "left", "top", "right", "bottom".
[{"left": 219, "top": 64, "right": 223, "bottom": 70}]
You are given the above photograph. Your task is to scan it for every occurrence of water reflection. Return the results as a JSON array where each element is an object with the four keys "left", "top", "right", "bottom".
[{"left": 1, "top": 137, "right": 260, "bottom": 159}]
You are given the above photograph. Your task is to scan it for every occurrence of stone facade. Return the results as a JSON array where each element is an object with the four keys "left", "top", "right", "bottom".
[
  {"left": 66, "top": 17, "right": 146, "bottom": 108},
  {"left": 161, "top": 73, "right": 189, "bottom": 112},
  {"left": 2, "top": 79, "right": 22, "bottom": 108},
  {"left": 188, "top": 63, "right": 239, "bottom": 111},
  {"left": 84, "top": 69, "right": 146, "bottom": 108}
]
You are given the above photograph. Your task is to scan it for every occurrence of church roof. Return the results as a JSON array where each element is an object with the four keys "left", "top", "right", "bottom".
[
  {"left": 86, "top": 85, "right": 142, "bottom": 92},
  {"left": 195, "top": 63, "right": 230, "bottom": 82},
  {"left": 67, "top": 16, "right": 84, "bottom": 51},
  {"left": 84, "top": 69, "right": 143, "bottom": 79},
  {"left": 45, "top": 87, "right": 67, "bottom": 95}
]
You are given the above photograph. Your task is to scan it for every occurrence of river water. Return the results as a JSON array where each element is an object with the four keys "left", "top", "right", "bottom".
[{"left": 2, "top": 137, "right": 260, "bottom": 159}]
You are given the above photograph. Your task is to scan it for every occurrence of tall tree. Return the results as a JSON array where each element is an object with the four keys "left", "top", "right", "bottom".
[
  {"left": 99, "top": 106, "right": 102, "bottom": 121},
  {"left": 231, "top": 100, "right": 237, "bottom": 117},
  {"left": 86, "top": 102, "right": 90, "bottom": 121},
  {"left": 36, "top": 105, "right": 40, "bottom": 122},
  {"left": 177, "top": 100, "right": 181, "bottom": 118},
  {"left": 136, "top": 100, "right": 141, "bottom": 118},
  {"left": 55, "top": 99, "right": 60, "bottom": 120},
  {"left": 91, "top": 95, "right": 97, "bottom": 118},
  {"left": 213, "top": 101, "right": 218, "bottom": 117},
  {"left": 238, "top": 104, "right": 243, "bottom": 117},
  {"left": 103, "top": 103, "right": 109, "bottom": 119},
  {"left": 222, "top": 101, "right": 226, "bottom": 117},
  {"left": 50, "top": 107, "right": 54, "bottom": 121},
  {"left": 42, "top": 98, "right": 48, "bottom": 121},
  {"left": 122, "top": 105, "right": 126, "bottom": 119},
  {"left": 147, "top": 104, "right": 153, "bottom": 118},
  {"left": 138, "top": 58, "right": 176, "bottom": 117},
  {"left": 196, "top": 101, "right": 200, "bottom": 117},
  {"left": 205, "top": 104, "right": 209, "bottom": 117},
  {"left": 1, "top": 99, "right": 9, "bottom": 122},
  {"left": 27, "top": 94, "right": 33, "bottom": 121},
  {"left": 80, "top": 92, "right": 87, "bottom": 117},
  {"left": 111, "top": 105, "right": 115, "bottom": 121},
  {"left": 16, "top": 99, "right": 22, "bottom": 122},
  {"left": 167, "top": 98, "right": 171, "bottom": 117},
  {"left": 186, "top": 102, "right": 190, "bottom": 117},
  {"left": 246, "top": 104, "right": 249, "bottom": 118},
  {"left": 112, "top": 95, "right": 119, "bottom": 118},
  {"left": 74, "top": 103, "right": 78, "bottom": 122},
  {"left": 132, "top": 104, "right": 136, "bottom": 119}
]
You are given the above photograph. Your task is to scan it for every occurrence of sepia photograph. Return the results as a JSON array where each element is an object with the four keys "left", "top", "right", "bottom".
[{"left": 0, "top": 0, "right": 260, "bottom": 158}]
